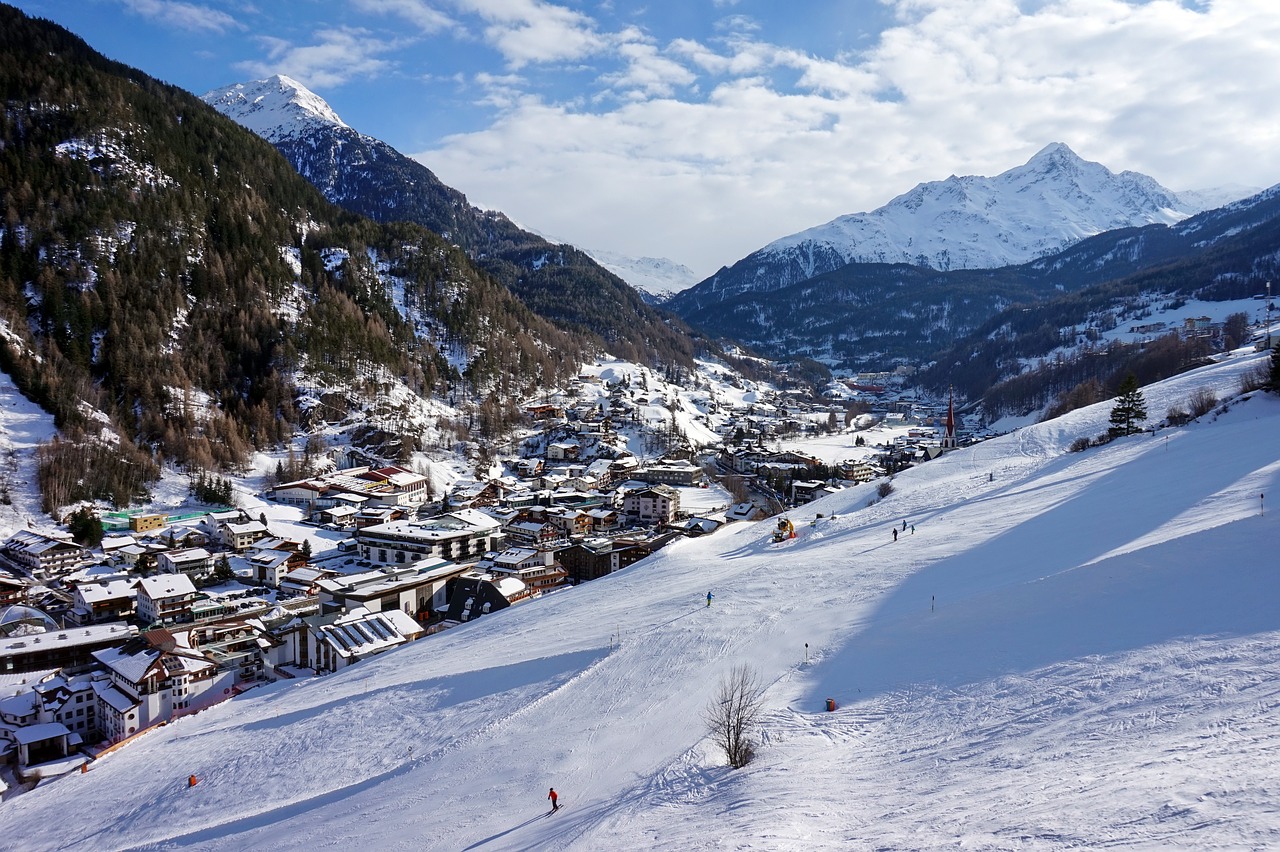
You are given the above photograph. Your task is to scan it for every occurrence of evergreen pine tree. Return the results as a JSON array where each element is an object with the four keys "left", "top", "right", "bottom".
[
  {"left": 1108, "top": 373, "right": 1148, "bottom": 437},
  {"left": 1269, "top": 342, "right": 1280, "bottom": 393}
]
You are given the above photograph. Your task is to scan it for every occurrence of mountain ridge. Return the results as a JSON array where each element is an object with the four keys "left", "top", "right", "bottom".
[
  {"left": 671, "top": 144, "right": 1258, "bottom": 317},
  {"left": 202, "top": 76, "right": 700, "bottom": 368}
]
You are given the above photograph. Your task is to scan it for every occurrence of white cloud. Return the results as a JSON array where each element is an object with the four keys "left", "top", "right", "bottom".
[
  {"left": 454, "top": 0, "right": 608, "bottom": 67},
  {"left": 419, "top": 0, "right": 1280, "bottom": 276},
  {"left": 352, "top": 0, "right": 456, "bottom": 33},
  {"left": 599, "top": 32, "right": 698, "bottom": 100},
  {"left": 236, "top": 27, "right": 399, "bottom": 88},
  {"left": 120, "top": 0, "right": 242, "bottom": 32}
]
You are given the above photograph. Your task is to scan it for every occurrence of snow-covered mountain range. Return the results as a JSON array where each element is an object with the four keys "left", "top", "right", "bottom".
[
  {"left": 677, "top": 144, "right": 1257, "bottom": 307},
  {"left": 202, "top": 75, "right": 697, "bottom": 368},
  {"left": 581, "top": 248, "right": 699, "bottom": 301}
]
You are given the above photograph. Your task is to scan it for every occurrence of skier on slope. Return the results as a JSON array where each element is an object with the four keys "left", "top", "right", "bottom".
[
  {"left": 548, "top": 787, "right": 559, "bottom": 811},
  {"left": 706, "top": 591, "right": 714, "bottom": 607}
]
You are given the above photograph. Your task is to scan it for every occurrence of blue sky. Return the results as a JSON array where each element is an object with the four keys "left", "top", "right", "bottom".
[{"left": 12, "top": 0, "right": 1280, "bottom": 277}]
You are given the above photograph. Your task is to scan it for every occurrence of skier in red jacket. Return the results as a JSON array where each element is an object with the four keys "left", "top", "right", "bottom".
[{"left": 548, "top": 787, "right": 559, "bottom": 811}]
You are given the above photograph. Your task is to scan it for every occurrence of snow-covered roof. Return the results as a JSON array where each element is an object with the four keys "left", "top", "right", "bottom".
[
  {"left": 135, "top": 574, "right": 197, "bottom": 599},
  {"left": 13, "top": 722, "right": 69, "bottom": 745}
]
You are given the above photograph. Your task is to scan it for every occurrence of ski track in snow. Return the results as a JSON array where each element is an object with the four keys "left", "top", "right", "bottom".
[{"left": 1, "top": 350, "right": 1278, "bottom": 850}]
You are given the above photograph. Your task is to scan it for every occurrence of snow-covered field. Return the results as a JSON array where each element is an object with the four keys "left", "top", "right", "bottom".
[{"left": 1, "top": 349, "right": 1278, "bottom": 850}]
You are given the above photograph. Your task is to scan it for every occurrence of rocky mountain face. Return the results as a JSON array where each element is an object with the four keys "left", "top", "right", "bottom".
[
  {"left": 669, "top": 144, "right": 1254, "bottom": 316},
  {"left": 204, "top": 77, "right": 697, "bottom": 368}
]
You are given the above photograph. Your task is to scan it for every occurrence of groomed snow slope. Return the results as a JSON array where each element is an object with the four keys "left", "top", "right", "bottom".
[{"left": 3, "top": 354, "right": 1279, "bottom": 851}]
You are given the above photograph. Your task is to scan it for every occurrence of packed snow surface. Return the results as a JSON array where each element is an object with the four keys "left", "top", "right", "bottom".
[{"left": 2, "top": 354, "right": 1279, "bottom": 850}]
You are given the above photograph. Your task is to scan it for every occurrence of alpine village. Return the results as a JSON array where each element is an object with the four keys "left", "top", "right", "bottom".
[{"left": 1, "top": 5, "right": 1279, "bottom": 849}]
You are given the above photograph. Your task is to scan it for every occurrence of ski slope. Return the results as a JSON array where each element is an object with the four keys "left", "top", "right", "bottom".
[{"left": 2, "top": 352, "right": 1278, "bottom": 850}]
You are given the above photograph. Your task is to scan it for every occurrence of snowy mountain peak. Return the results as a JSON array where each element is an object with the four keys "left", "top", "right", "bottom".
[
  {"left": 748, "top": 144, "right": 1253, "bottom": 277},
  {"left": 201, "top": 75, "right": 348, "bottom": 142},
  {"left": 1026, "top": 141, "right": 1084, "bottom": 168},
  {"left": 583, "top": 248, "right": 699, "bottom": 301}
]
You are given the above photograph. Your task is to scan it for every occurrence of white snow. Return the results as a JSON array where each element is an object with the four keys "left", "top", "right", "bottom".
[
  {"left": 0, "top": 347, "right": 1276, "bottom": 849},
  {"left": 741, "top": 143, "right": 1261, "bottom": 281},
  {"left": 201, "top": 76, "right": 348, "bottom": 142},
  {"left": 583, "top": 247, "right": 699, "bottom": 300}
]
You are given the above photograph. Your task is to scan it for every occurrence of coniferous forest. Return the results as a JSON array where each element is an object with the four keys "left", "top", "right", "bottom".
[{"left": 0, "top": 6, "right": 612, "bottom": 508}]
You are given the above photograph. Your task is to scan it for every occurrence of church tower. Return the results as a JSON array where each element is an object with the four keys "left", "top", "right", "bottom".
[{"left": 941, "top": 388, "right": 957, "bottom": 452}]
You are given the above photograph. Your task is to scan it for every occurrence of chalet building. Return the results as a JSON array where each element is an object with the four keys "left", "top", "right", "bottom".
[
  {"left": 29, "top": 670, "right": 100, "bottom": 741},
  {"left": 622, "top": 485, "right": 680, "bottom": 525},
  {"left": 487, "top": 549, "right": 568, "bottom": 596},
  {"left": 113, "top": 541, "right": 169, "bottom": 570},
  {"left": 157, "top": 547, "right": 215, "bottom": 580},
  {"left": 134, "top": 574, "right": 198, "bottom": 626},
  {"left": 315, "top": 558, "right": 467, "bottom": 624},
  {"left": 67, "top": 578, "right": 136, "bottom": 625},
  {"left": 357, "top": 510, "right": 502, "bottom": 566},
  {"left": 546, "top": 442, "right": 581, "bottom": 461},
  {"left": 303, "top": 607, "right": 425, "bottom": 674},
  {"left": 442, "top": 575, "right": 531, "bottom": 625},
  {"left": 279, "top": 565, "right": 338, "bottom": 598},
  {"left": 359, "top": 466, "right": 430, "bottom": 506},
  {"left": 584, "top": 508, "right": 621, "bottom": 532},
  {"left": 558, "top": 538, "right": 656, "bottom": 584},
  {"left": 2, "top": 531, "right": 89, "bottom": 578},
  {"left": 449, "top": 480, "right": 504, "bottom": 508},
  {"left": 304, "top": 465, "right": 430, "bottom": 508},
  {"left": 636, "top": 462, "right": 706, "bottom": 487},
  {"left": 269, "top": 479, "right": 328, "bottom": 509},
  {"left": 203, "top": 508, "right": 248, "bottom": 538},
  {"left": 224, "top": 521, "right": 270, "bottom": 553},
  {"left": 836, "top": 460, "right": 879, "bottom": 483},
  {"left": 667, "top": 516, "right": 723, "bottom": 537},
  {"left": 318, "top": 505, "right": 358, "bottom": 528},
  {"left": 247, "top": 549, "right": 294, "bottom": 587},
  {"left": 1, "top": 602, "right": 138, "bottom": 673},
  {"left": 0, "top": 575, "right": 25, "bottom": 607},
  {"left": 791, "top": 480, "right": 842, "bottom": 504},
  {"left": 724, "top": 502, "right": 770, "bottom": 523},
  {"left": 523, "top": 403, "right": 564, "bottom": 421},
  {"left": 543, "top": 508, "right": 592, "bottom": 538},
  {"left": 503, "top": 520, "right": 562, "bottom": 549},
  {"left": 514, "top": 458, "right": 545, "bottom": 478},
  {"left": 583, "top": 458, "right": 614, "bottom": 489},
  {"left": 92, "top": 628, "right": 234, "bottom": 744},
  {"left": 355, "top": 506, "right": 404, "bottom": 529}
]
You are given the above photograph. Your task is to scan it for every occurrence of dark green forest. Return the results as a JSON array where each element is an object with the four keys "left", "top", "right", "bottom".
[{"left": 0, "top": 5, "right": 595, "bottom": 510}]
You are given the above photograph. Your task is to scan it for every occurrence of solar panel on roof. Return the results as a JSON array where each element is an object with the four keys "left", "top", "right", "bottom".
[{"left": 326, "top": 627, "right": 353, "bottom": 652}]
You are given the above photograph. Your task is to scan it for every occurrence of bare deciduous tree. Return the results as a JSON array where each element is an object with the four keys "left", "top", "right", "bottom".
[
  {"left": 704, "top": 664, "right": 765, "bottom": 769},
  {"left": 1187, "top": 387, "right": 1217, "bottom": 419}
]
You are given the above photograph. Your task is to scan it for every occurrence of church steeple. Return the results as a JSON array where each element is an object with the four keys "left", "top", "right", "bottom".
[{"left": 942, "top": 387, "right": 957, "bottom": 451}]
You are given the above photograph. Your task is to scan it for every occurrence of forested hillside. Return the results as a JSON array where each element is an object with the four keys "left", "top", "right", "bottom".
[
  {"left": 232, "top": 88, "right": 700, "bottom": 368},
  {"left": 0, "top": 6, "right": 589, "bottom": 510}
]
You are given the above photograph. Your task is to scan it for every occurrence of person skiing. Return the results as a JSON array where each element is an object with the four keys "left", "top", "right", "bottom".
[
  {"left": 892, "top": 527, "right": 898, "bottom": 542},
  {"left": 548, "top": 787, "right": 559, "bottom": 811},
  {"left": 706, "top": 591, "right": 714, "bottom": 607}
]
